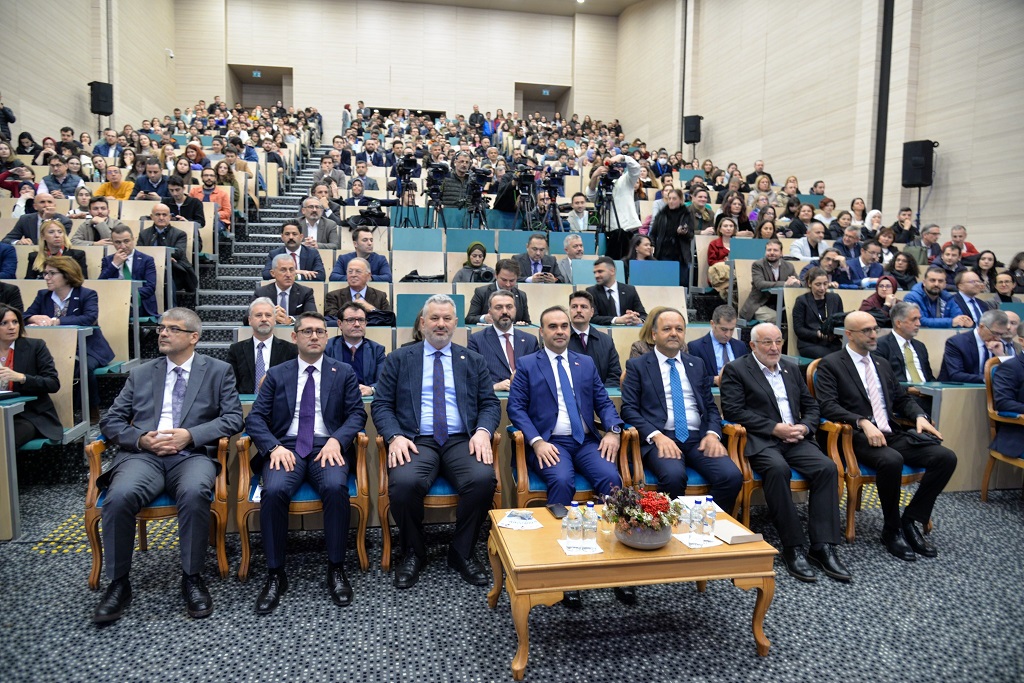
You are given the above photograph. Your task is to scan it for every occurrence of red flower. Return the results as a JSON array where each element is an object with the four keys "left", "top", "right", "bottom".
[{"left": 638, "top": 490, "right": 669, "bottom": 516}]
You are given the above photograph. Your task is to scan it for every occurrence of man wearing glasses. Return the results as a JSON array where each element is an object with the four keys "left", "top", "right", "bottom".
[
  {"left": 325, "top": 301, "right": 386, "bottom": 396},
  {"left": 96, "top": 308, "right": 244, "bottom": 623},
  {"left": 245, "top": 312, "right": 366, "bottom": 613},
  {"left": 37, "top": 155, "right": 84, "bottom": 199},
  {"left": 814, "top": 311, "right": 957, "bottom": 562}
]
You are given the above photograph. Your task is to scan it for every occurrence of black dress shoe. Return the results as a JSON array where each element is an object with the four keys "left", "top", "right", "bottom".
[
  {"left": 328, "top": 563, "right": 353, "bottom": 606},
  {"left": 613, "top": 586, "right": 637, "bottom": 605},
  {"left": 781, "top": 546, "right": 817, "bottom": 582},
  {"left": 901, "top": 520, "right": 937, "bottom": 558},
  {"left": 93, "top": 577, "right": 132, "bottom": 624},
  {"left": 562, "top": 590, "right": 583, "bottom": 610},
  {"left": 255, "top": 571, "right": 287, "bottom": 615},
  {"left": 447, "top": 548, "right": 489, "bottom": 586},
  {"left": 807, "top": 545, "right": 853, "bottom": 583},
  {"left": 394, "top": 553, "right": 425, "bottom": 589},
  {"left": 881, "top": 529, "right": 917, "bottom": 562},
  {"left": 181, "top": 573, "right": 213, "bottom": 618}
]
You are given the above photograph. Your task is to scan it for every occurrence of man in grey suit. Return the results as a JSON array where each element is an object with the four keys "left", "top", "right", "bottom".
[
  {"left": 96, "top": 308, "right": 244, "bottom": 624},
  {"left": 739, "top": 238, "right": 800, "bottom": 323},
  {"left": 2, "top": 192, "right": 72, "bottom": 244},
  {"left": 311, "top": 155, "right": 347, "bottom": 188},
  {"left": 555, "top": 233, "right": 584, "bottom": 285},
  {"left": 467, "top": 290, "right": 540, "bottom": 391},
  {"left": 514, "top": 233, "right": 563, "bottom": 283},
  {"left": 297, "top": 196, "right": 340, "bottom": 249}
]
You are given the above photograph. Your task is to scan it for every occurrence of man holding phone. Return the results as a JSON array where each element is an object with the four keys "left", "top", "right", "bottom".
[{"left": 514, "top": 233, "right": 563, "bottom": 283}]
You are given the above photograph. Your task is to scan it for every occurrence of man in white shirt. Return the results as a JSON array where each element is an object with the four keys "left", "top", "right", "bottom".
[
  {"left": 227, "top": 297, "right": 298, "bottom": 394},
  {"left": 566, "top": 192, "right": 591, "bottom": 232},
  {"left": 586, "top": 154, "right": 642, "bottom": 231}
]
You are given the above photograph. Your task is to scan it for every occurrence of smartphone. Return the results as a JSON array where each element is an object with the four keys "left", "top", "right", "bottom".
[
  {"left": 546, "top": 503, "right": 568, "bottom": 519},
  {"left": 541, "top": 264, "right": 553, "bottom": 274}
]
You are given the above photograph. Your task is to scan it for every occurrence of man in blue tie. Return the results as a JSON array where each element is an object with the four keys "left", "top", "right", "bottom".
[
  {"left": 371, "top": 295, "right": 501, "bottom": 590},
  {"left": 939, "top": 309, "right": 1011, "bottom": 384},
  {"left": 946, "top": 270, "right": 994, "bottom": 327},
  {"left": 687, "top": 304, "right": 749, "bottom": 386}
]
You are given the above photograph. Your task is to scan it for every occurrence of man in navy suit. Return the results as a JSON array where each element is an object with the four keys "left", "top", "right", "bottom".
[
  {"left": 945, "top": 270, "right": 994, "bottom": 327},
  {"left": 355, "top": 139, "right": 384, "bottom": 167},
  {"left": 990, "top": 320, "right": 1024, "bottom": 456},
  {"left": 251, "top": 254, "right": 317, "bottom": 325},
  {"left": 586, "top": 257, "right": 646, "bottom": 325},
  {"left": 566, "top": 291, "right": 621, "bottom": 388},
  {"left": 687, "top": 305, "right": 748, "bottom": 386},
  {"left": 466, "top": 290, "right": 539, "bottom": 391},
  {"left": 325, "top": 301, "right": 387, "bottom": 395},
  {"left": 847, "top": 239, "right": 884, "bottom": 287},
  {"left": 620, "top": 308, "right": 743, "bottom": 508},
  {"left": 329, "top": 226, "right": 392, "bottom": 282},
  {"left": 371, "top": 294, "right": 500, "bottom": 590},
  {"left": 98, "top": 225, "right": 159, "bottom": 318},
  {"left": 874, "top": 301, "right": 935, "bottom": 383},
  {"left": 939, "top": 309, "right": 1011, "bottom": 384},
  {"left": 262, "top": 220, "right": 326, "bottom": 281},
  {"left": 244, "top": 312, "right": 366, "bottom": 613}
]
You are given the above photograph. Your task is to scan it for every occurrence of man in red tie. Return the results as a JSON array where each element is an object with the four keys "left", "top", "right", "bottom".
[
  {"left": 261, "top": 221, "right": 326, "bottom": 281},
  {"left": 467, "top": 290, "right": 539, "bottom": 391}
]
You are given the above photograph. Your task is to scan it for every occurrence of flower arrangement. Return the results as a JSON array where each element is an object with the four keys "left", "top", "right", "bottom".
[{"left": 604, "top": 486, "right": 684, "bottom": 532}]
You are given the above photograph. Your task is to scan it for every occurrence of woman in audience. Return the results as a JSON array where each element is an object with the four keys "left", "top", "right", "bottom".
[
  {"left": 67, "top": 187, "right": 94, "bottom": 220},
  {"left": 994, "top": 271, "right": 1016, "bottom": 303},
  {"left": 885, "top": 251, "right": 920, "bottom": 291},
  {"left": 850, "top": 197, "right": 867, "bottom": 227},
  {"left": 127, "top": 155, "right": 147, "bottom": 183},
  {"left": 184, "top": 143, "right": 210, "bottom": 170},
  {"left": 748, "top": 194, "right": 770, "bottom": 224},
  {"left": 0, "top": 305, "right": 63, "bottom": 448},
  {"left": 783, "top": 175, "right": 801, "bottom": 194},
  {"left": 0, "top": 141, "right": 24, "bottom": 174},
  {"left": 170, "top": 156, "right": 198, "bottom": 186},
  {"left": 715, "top": 193, "right": 753, "bottom": 235},
  {"left": 1009, "top": 252, "right": 1024, "bottom": 293},
  {"left": 815, "top": 197, "right": 836, "bottom": 225},
  {"left": 755, "top": 217, "right": 779, "bottom": 240},
  {"left": 25, "top": 221, "right": 88, "bottom": 280},
  {"left": 972, "top": 250, "right": 1000, "bottom": 293},
  {"left": 862, "top": 209, "right": 883, "bottom": 239},
  {"left": 159, "top": 143, "right": 178, "bottom": 172},
  {"left": 706, "top": 217, "right": 737, "bottom": 267},
  {"left": 24, "top": 256, "right": 115, "bottom": 414},
  {"left": 827, "top": 210, "right": 851, "bottom": 239},
  {"left": 701, "top": 159, "right": 716, "bottom": 178},
  {"left": 79, "top": 132, "right": 93, "bottom": 149},
  {"left": 876, "top": 227, "right": 899, "bottom": 265},
  {"left": 137, "top": 134, "right": 155, "bottom": 156},
  {"left": 778, "top": 195, "right": 800, "bottom": 224},
  {"left": 859, "top": 274, "right": 899, "bottom": 326},
  {"left": 792, "top": 267, "right": 844, "bottom": 359},
  {"left": 685, "top": 186, "right": 716, "bottom": 236},
  {"left": 650, "top": 188, "right": 693, "bottom": 286},
  {"left": 90, "top": 154, "right": 108, "bottom": 182},
  {"left": 629, "top": 306, "right": 667, "bottom": 359},
  {"left": 624, "top": 234, "right": 655, "bottom": 284},
  {"left": 118, "top": 147, "right": 135, "bottom": 171},
  {"left": 32, "top": 137, "right": 58, "bottom": 166},
  {"left": 782, "top": 202, "right": 815, "bottom": 239},
  {"left": 452, "top": 242, "right": 495, "bottom": 284},
  {"left": 214, "top": 160, "right": 241, "bottom": 201},
  {"left": 66, "top": 156, "right": 90, "bottom": 183}
]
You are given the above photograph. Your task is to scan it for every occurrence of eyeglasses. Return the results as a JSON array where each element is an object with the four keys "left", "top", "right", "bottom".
[
  {"left": 155, "top": 325, "right": 195, "bottom": 335},
  {"left": 341, "top": 318, "right": 366, "bottom": 325},
  {"left": 296, "top": 328, "right": 328, "bottom": 338},
  {"left": 755, "top": 339, "right": 784, "bottom": 347},
  {"left": 42, "top": 270, "right": 62, "bottom": 278},
  {"left": 850, "top": 326, "right": 880, "bottom": 335}
]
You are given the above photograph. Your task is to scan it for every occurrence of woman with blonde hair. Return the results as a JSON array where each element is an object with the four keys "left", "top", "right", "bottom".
[
  {"left": 629, "top": 306, "right": 668, "bottom": 358},
  {"left": 25, "top": 220, "right": 88, "bottom": 280}
]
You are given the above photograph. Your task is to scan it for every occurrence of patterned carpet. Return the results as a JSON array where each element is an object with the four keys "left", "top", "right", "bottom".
[{"left": 0, "top": 483, "right": 1021, "bottom": 683}]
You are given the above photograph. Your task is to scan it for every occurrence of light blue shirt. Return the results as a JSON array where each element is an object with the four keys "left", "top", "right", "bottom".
[
  {"left": 714, "top": 338, "right": 734, "bottom": 372},
  {"left": 419, "top": 342, "right": 465, "bottom": 436}
]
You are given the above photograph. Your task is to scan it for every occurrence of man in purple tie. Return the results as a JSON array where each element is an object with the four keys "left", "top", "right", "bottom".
[{"left": 244, "top": 312, "right": 366, "bottom": 613}]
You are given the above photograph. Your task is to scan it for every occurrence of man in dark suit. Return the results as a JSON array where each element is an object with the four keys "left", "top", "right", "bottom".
[
  {"left": 466, "top": 290, "right": 539, "bottom": 391},
  {"left": 721, "top": 323, "right": 849, "bottom": 583},
  {"left": 587, "top": 257, "right": 646, "bottom": 325},
  {"left": 227, "top": 298, "right": 298, "bottom": 394},
  {"left": 939, "top": 309, "right": 1011, "bottom": 384},
  {"left": 989, "top": 321, "right": 1024, "bottom": 456},
  {"left": 0, "top": 282, "right": 24, "bottom": 311},
  {"left": 0, "top": 304, "right": 62, "bottom": 447},
  {"left": 847, "top": 240, "right": 884, "bottom": 286},
  {"left": 325, "top": 301, "right": 387, "bottom": 395},
  {"left": 139, "top": 204, "right": 189, "bottom": 264},
  {"left": 163, "top": 177, "right": 206, "bottom": 230},
  {"left": 815, "top": 311, "right": 957, "bottom": 561},
  {"left": 355, "top": 139, "right": 384, "bottom": 167},
  {"left": 466, "top": 259, "right": 530, "bottom": 325},
  {"left": 620, "top": 308, "right": 743, "bottom": 507},
  {"left": 328, "top": 226, "right": 392, "bottom": 282},
  {"left": 262, "top": 220, "right": 326, "bottom": 281},
  {"left": 945, "top": 270, "right": 994, "bottom": 327},
  {"left": 95, "top": 308, "right": 244, "bottom": 623},
  {"left": 251, "top": 254, "right": 317, "bottom": 325},
  {"left": 514, "top": 233, "right": 563, "bottom": 283},
  {"left": 874, "top": 301, "right": 935, "bottom": 383},
  {"left": 687, "top": 304, "right": 749, "bottom": 386},
  {"left": 739, "top": 238, "right": 800, "bottom": 323},
  {"left": 567, "top": 291, "right": 621, "bottom": 388},
  {"left": 297, "top": 196, "right": 340, "bottom": 249},
  {"left": 98, "top": 225, "right": 159, "bottom": 318},
  {"left": 244, "top": 312, "right": 366, "bottom": 613},
  {"left": 371, "top": 294, "right": 501, "bottom": 590},
  {"left": 324, "top": 257, "right": 392, "bottom": 322},
  {"left": 348, "top": 161, "right": 380, "bottom": 191},
  {"left": 745, "top": 160, "right": 773, "bottom": 186},
  {"left": 2, "top": 192, "right": 72, "bottom": 244}
]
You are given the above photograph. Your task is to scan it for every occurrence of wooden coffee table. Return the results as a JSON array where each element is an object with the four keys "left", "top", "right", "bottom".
[{"left": 486, "top": 507, "right": 778, "bottom": 680}]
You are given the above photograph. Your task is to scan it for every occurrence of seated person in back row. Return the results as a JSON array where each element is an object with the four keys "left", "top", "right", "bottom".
[
  {"left": 514, "top": 232, "right": 562, "bottom": 283},
  {"left": 227, "top": 298, "right": 298, "bottom": 395},
  {"left": 98, "top": 225, "right": 159, "bottom": 318},
  {"left": 325, "top": 257, "right": 392, "bottom": 322},
  {"left": 938, "top": 309, "right": 1012, "bottom": 384},
  {"left": 587, "top": 257, "right": 646, "bottom": 326},
  {"left": 0, "top": 304, "right": 63, "bottom": 448},
  {"left": 687, "top": 304, "right": 749, "bottom": 386},
  {"left": 262, "top": 220, "right": 326, "bottom": 281},
  {"left": 250, "top": 253, "right": 317, "bottom": 325},
  {"left": 329, "top": 226, "right": 392, "bottom": 282},
  {"left": 325, "top": 301, "right": 387, "bottom": 395},
  {"left": 3, "top": 193, "right": 72, "bottom": 245},
  {"left": 466, "top": 259, "right": 531, "bottom": 325},
  {"left": 566, "top": 291, "right": 622, "bottom": 388}
]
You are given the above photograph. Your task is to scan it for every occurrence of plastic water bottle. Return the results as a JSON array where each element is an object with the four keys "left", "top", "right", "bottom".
[
  {"left": 582, "top": 501, "right": 598, "bottom": 545},
  {"left": 561, "top": 511, "right": 570, "bottom": 540},
  {"left": 687, "top": 498, "right": 705, "bottom": 548},
  {"left": 702, "top": 496, "right": 717, "bottom": 546},
  {"left": 566, "top": 502, "right": 583, "bottom": 542}
]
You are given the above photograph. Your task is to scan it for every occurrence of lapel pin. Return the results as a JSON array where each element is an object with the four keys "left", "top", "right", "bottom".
[
  {"left": 574, "top": 362, "right": 579, "bottom": 366},
  {"left": 460, "top": 355, "right": 465, "bottom": 359},
  {"left": 331, "top": 367, "right": 336, "bottom": 372}
]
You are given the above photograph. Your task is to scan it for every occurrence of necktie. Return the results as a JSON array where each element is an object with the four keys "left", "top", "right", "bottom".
[
  {"left": 433, "top": 351, "right": 449, "bottom": 446},
  {"left": 903, "top": 342, "right": 923, "bottom": 384},
  {"left": 503, "top": 333, "right": 515, "bottom": 371},
  {"left": 255, "top": 341, "right": 266, "bottom": 391},
  {"left": 980, "top": 344, "right": 991, "bottom": 374},
  {"left": 607, "top": 288, "right": 619, "bottom": 316},
  {"left": 353, "top": 291, "right": 361, "bottom": 300},
  {"left": 556, "top": 356, "right": 584, "bottom": 443},
  {"left": 532, "top": 261, "right": 541, "bottom": 275},
  {"left": 350, "top": 345, "right": 357, "bottom": 363},
  {"left": 291, "top": 252, "right": 298, "bottom": 269},
  {"left": 278, "top": 290, "right": 288, "bottom": 313},
  {"left": 970, "top": 298, "right": 983, "bottom": 323},
  {"left": 578, "top": 332, "right": 587, "bottom": 351},
  {"left": 668, "top": 359, "right": 689, "bottom": 443},
  {"left": 861, "top": 356, "right": 891, "bottom": 432},
  {"left": 171, "top": 366, "right": 186, "bottom": 428},
  {"left": 294, "top": 365, "right": 316, "bottom": 458},
  {"left": 718, "top": 341, "right": 730, "bottom": 372},
  {"left": 122, "top": 262, "right": 130, "bottom": 280}
]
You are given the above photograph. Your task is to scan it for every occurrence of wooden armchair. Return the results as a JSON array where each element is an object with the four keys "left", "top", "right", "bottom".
[
  {"left": 235, "top": 433, "right": 371, "bottom": 581},
  {"left": 982, "top": 357, "right": 1024, "bottom": 501},
  {"left": 376, "top": 432, "right": 502, "bottom": 572},
  {"left": 84, "top": 437, "right": 230, "bottom": 589}
]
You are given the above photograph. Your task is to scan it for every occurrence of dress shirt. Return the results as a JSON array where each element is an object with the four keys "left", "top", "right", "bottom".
[
  {"left": 845, "top": 345, "right": 889, "bottom": 429},
  {"left": 118, "top": 251, "right": 135, "bottom": 278},
  {"left": 537, "top": 346, "right": 585, "bottom": 441},
  {"left": 158, "top": 353, "right": 195, "bottom": 431},
  {"left": 492, "top": 324, "right": 515, "bottom": 369},
  {"left": 648, "top": 348, "right": 702, "bottom": 441},
  {"left": 973, "top": 329, "right": 988, "bottom": 374},
  {"left": 419, "top": 343, "right": 465, "bottom": 436},
  {"left": 49, "top": 289, "right": 73, "bottom": 316},
  {"left": 252, "top": 335, "right": 273, "bottom": 377},
  {"left": 525, "top": 260, "right": 544, "bottom": 283},
  {"left": 287, "top": 356, "right": 328, "bottom": 438},
  {"left": 751, "top": 354, "right": 795, "bottom": 425},
  {"left": 894, "top": 332, "right": 926, "bottom": 382},
  {"left": 303, "top": 220, "right": 319, "bottom": 242}
]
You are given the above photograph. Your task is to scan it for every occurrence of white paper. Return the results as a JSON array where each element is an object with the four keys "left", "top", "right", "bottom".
[
  {"left": 497, "top": 512, "right": 543, "bottom": 530},
  {"left": 252, "top": 484, "right": 262, "bottom": 503},
  {"left": 673, "top": 532, "right": 724, "bottom": 548},
  {"left": 675, "top": 496, "right": 725, "bottom": 513},
  {"left": 557, "top": 539, "right": 604, "bottom": 555}
]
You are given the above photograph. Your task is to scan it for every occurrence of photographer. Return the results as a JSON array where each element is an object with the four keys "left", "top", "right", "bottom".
[
  {"left": 440, "top": 150, "right": 472, "bottom": 207},
  {"left": 452, "top": 242, "right": 496, "bottom": 284},
  {"left": 586, "top": 153, "right": 642, "bottom": 231}
]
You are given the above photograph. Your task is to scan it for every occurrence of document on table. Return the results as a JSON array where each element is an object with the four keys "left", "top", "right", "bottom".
[
  {"left": 675, "top": 496, "right": 725, "bottom": 513},
  {"left": 497, "top": 511, "right": 543, "bottom": 530},
  {"left": 557, "top": 540, "right": 604, "bottom": 555},
  {"left": 673, "top": 532, "right": 724, "bottom": 548}
]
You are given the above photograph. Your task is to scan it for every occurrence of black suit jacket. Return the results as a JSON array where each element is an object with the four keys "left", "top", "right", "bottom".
[
  {"left": 466, "top": 284, "right": 530, "bottom": 325},
  {"left": 10, "top": 336, "right": 63, "bottom": 442},
  {"left": 251, "top": 282, "right": 317, "bottom": 322},
  {"left": 513, "top": 253, "right": 562, "bottom": 283},
  {"left": 814, "top": 349, "right": 926, "bottom": 428},
  {"left": 23, "top": 249, "right": 88, "bottom": 280},
  {"left": 3, "top": 213, "right": 72, "bottom": 244},
  {"left": 586, "top": 282, "right": 647, "bottom": 325},
  {"left": 226, "top": 336, "right": 299, "bottom": 395},
  {"left": 874, "top": 332, "right": 935, "bottom": 383},
  {"left": 567, "top": 326, "right": 622, "bottom": 388},
  {"left": 138, "top": 226, "right": 189, "bottom": 263},
  {"left": 0, "top": 282, "right": 24, "bottom": 311},
  {"left": 720, "top": 354, "right": 818, "bottom": 456},
  {"left": 262, "top": 246, "right": 326, "bottom": 281},
  {"left": 162, "top": 195, "right": 207, "bottom": 228}
]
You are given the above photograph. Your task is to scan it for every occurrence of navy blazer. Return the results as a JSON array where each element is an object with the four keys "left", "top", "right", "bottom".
[
  {"left": 24, "top": 286, "right": 115, "bottom": 367},
  {"left": 990, "top": 354, "right": 1024, "bottom": 455},
  {"left": 506, "top": 349, "right": 622, "bottom": 444},
  {"left": 370, "top": 342, "right": 500, "bottom": 442},
  {"left": 0, "top": 241, "right": 16, "bottom": 278},
  {"left": 244, "top": 356, "right": 366, "bottom": 466},
  {"left": 355, "top": 151, "right": 384, "bottom": 167},
  {"left": 467, "top": 326, "right": 540, "bottom": 384},
  {"left": 945, "top": 293, "right": 993, "bottom": 326},
  {"left": 98, "top": 251, "right": 159, "bottom": 318},
  {"left": 848, "top": 258, "right": 883, "bottom": 284},
  {"left": 324, "top": 336, "right": 387, "bottom": 386},
  {"left": 567, "top": 326, "right": 621, "bottom": 388},
  {"left": 687, "top": 332, "right": 749, "bottom": 380},
  {"left": 329, "top": 252, "right": 392, "bottom": 282},
  {"left": 262, "top": 246, "right": 326, "bottom": 281},
  {"left": 938, "top": 330, "right": 988, "bottom": 384},
  {"left": 620, "top": 350, "right": 722, "bottom": 443},
  {"left": 874, "top": 332, "right": 935, "bottom": 383}
]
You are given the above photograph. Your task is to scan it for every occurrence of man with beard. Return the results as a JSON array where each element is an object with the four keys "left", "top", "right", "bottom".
[
  {"left": 262, "top": 220, "right": 325, "bottom": 281},
  {"left": 566, "top": 291, "right": 622, "bottom": 388},
  {"left": 71, "top": 196, "right": 129, "bottom": 247},
  {"left": 227, "top": 298, "right": 298, "bottom": 394},
  {"left": 739, "top": 238, "right": 799, "bottom": 324},
  {"left": 466, "top": 290, "right": 539, "bottom": 391},
  {"left": 189, "top": 167, "right": 232, "bottom": 238}
]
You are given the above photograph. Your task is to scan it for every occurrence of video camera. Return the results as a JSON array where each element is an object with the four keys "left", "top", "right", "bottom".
[{"left": 470, "top": 268, "right": 495, "bottom": 283}]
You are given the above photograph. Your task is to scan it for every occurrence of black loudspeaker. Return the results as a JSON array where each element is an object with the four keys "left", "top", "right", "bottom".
[
  {"left": 88, "top": 81, "right": 113, "bottom": 116},
  {"left": 902, "top": 139, "right": 936, "bottom": 188},
  {"left": 683, "top": 115, "right": 703, "bottom": 144}
]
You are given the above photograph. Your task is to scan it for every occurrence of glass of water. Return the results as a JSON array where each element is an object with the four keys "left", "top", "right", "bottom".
[{"left": 598, "top": 496, "right": 615, "bottom": 537}]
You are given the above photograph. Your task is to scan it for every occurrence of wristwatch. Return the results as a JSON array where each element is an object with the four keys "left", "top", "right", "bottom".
[{"left": 611, "top": 425, "right": 622, "bottom": 434}]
